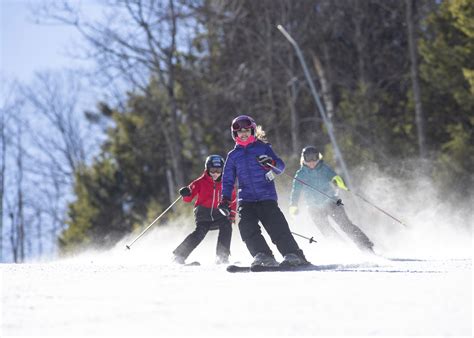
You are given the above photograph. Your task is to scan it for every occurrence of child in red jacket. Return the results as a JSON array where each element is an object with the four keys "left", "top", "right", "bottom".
[{"left": 172, "top": 155, "right": 236, "bottom": 264}]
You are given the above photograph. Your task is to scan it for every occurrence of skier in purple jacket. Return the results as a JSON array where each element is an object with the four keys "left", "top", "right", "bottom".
[{"left": 219, "top": 115, "right": 309, "bottom": 267}]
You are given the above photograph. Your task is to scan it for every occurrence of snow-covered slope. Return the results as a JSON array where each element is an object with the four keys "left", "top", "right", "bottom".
[{"left": 1, "top": 223, "right": 472, "bottom": 336}]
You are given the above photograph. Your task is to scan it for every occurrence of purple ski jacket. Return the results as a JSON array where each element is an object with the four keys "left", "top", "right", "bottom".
[{"left": 221, "top": 140, "right": 285, "bottom": 202}]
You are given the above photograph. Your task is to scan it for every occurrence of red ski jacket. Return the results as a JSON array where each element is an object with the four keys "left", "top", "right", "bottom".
[{"left": 183, "top": 171, "right": 237, "bottom": 222}]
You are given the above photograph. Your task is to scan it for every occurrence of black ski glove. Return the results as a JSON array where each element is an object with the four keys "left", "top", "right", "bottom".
[
  {"left": 257, "top": 155, "right": 275, "bottom": 169},
  {"left": 179, "top": 186, "right": 192, "bottom": 197},
  {"left": 218, "top": 198, "right": 232, "bottom": 217}
]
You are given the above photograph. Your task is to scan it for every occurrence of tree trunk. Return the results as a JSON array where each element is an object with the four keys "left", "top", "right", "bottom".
[
  {"left": 17, "top": 123, "right": 25, "bottom": 262},
  {"left": 9, "top": 212, "right": 17, "bottom": 263},
  {"left": 166, "top": 168, "right": 175, "bottom": 205},
  {"left": 164, "top": 0, "right": 185, "bottom": 191},
  {"left": 167, "top": 92, "right": 185, "bottom": 189},
  {"left": 264, "top": 8, "right": 280, "bottom": 147},
  {"left": 287, "top": 77, "right": 300, "bottom": 156},
  {"left": 36, "top": 211, "right": 43, "bottom": 258},
  {"left": 406, "top": 0, "right": 427, "bottom": 159},
  {"left": 312, "top": 54, "right": 335, "bottom": 122}
]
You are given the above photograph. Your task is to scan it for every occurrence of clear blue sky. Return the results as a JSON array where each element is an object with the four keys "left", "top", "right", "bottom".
[{"left": 1, "top": 0, "right": 97, "bottom": 83}]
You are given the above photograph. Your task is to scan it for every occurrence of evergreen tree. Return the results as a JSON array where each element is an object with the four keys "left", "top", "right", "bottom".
[{"left": 419, "top": 0, "right": 474, "bottom": 195}]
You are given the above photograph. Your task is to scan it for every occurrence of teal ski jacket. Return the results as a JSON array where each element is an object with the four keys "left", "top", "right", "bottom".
[{"left": 290, "top": 160, "right": 338, "bottom": 208}]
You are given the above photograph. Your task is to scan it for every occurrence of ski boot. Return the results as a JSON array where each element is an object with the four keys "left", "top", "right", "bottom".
[
  {"left": 280, "top": 250, "right": 310, "bottom": 267},
  {"left": 172, "top": 254, "right": 186, "bottom": 265},
  {"left": 251, "top": 252, "right": 279, "bottom": 267},
  {"left": 358, "top": 239, "right": 376, "bottom": 255},
  {"left": 215, "top": 255, "right": 229, "bottom": 265}
]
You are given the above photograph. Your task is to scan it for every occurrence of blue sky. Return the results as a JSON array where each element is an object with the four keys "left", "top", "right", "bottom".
[
  {"left": 1, "top": 0, "right": 97, "bottom": 83},
  {"left": 1, "top": 1, "right": 107, "bottom": 262}
]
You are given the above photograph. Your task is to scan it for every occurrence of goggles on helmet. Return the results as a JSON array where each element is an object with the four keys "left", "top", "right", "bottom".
[
  {"left": 304, "top": 153, "right": 319, "bottom": 162},
  {"left": 232, "top": 118, "right": 254, "bottom": 132}
]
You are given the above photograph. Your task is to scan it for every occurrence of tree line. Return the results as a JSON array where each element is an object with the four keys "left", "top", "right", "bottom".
[{"left": 1, "top": 0, "right": 472, "bottom": 259}]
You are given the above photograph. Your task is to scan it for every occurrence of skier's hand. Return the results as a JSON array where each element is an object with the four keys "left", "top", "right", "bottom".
[
  {"left": 179, "top": 186, "right": 192, "bottom": 197},
  {"left": 257, "top": 155, "right": 275, "bottom": 169},
  {"left": 218, "top": 198, "right": 231, "bottom": 217},
  {"left": 332, "top": 175, "right": 349, "bottom": 191},
  {"left": 336, "top": 199, "right": 343, "bottom": 206},
  {"left": 289, "top": 206, "right": 299, "bottom": 216}
]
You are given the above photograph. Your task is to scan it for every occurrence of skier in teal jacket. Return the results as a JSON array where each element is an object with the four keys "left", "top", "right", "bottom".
[{"left": 289, "top": 146, "right": 374, "bottom": 253}]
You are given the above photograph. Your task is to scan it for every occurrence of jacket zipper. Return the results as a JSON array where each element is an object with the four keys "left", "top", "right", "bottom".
[{"left": 244, "top": 145, "right": 258, "bottom": 201}]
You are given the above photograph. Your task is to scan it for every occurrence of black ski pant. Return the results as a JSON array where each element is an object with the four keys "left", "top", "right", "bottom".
[
  {"left": 309, "top": 203, "right": 373, "bottom": 250},
  {"left": 173, "top": 218, "right": 232, "bottom": 260},
  {"left": 238, "top": 200, "right": 303, "bottom": 258}
]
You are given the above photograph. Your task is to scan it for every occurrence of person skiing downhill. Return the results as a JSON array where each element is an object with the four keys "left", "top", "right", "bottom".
[
  {"left": 172, "top": 155, "right": 236, "bottom": 264},
  {"left": 289, "top": 146, "right": 374, "bottom": 253},
  {"left": 219, "top": 115, "right": 309, "bottom": 267}
]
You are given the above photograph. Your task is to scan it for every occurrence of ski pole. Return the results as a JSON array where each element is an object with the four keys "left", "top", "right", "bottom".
[
  {"left": 351, "top": 191, "right": 408, "bottom": 227},
  {"left": 265, "top": 162, "right": 343, "bottom": 206},
  {"left": 125, "top": 196, "right": 181, "bottom": 250},
  {"left": 291, "top": 231, "right": 317, "bottom": 244}
]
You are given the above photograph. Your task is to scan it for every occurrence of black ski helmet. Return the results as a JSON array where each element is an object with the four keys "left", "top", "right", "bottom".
[
  {"left": 231, "top": 115, "right": 257, "bottom": 140},
  {"left": 205, "top": 154, "right": 225, "bottom": 171},
  {"left": 301, "top": 146, "right": 322, "bottom": 162}
]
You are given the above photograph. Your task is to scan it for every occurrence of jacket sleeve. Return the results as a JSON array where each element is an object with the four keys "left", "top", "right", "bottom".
[
  {"left": 266, "top": 144, "right": 285, "bottom": 174},
  {"left": 230, "top": 187, "right": 237, "bottom": 209},
  {"left": 221, "top": 153, "right": 236, "bottom": 200},
  {"left": 229, "top": 186, "right": 238, "bottom": 220},
  {"left": 332, "top": 175, "right": 349, "bottom": 191},
  {"left": 290, "top": 169, "right": 303, "bottom": 206},
  {"left": 183, "top": 178, "right": 200, "bottom": 203}
]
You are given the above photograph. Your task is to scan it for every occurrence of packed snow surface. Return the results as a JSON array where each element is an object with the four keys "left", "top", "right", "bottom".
[{"left": 1, "top": 222, "right": 472, "bottom": 336}]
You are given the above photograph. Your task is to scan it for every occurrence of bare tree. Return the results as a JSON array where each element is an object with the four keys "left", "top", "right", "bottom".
[
  {"left": 16, "top": 123, "right": 25, "bottom": 262},
  {"left": 6, "top": 117, "right": 26, "bottom": 263},
  {"left": 1, "top": 95, "right": 7, "bottom": 262},
  {"left": 21, "top": 71, "right": 86, "bottom": 183},
  {"left": 0, "top": 80, "right": 23, "bottom": 262},
  {"left": 18, "top": 71, "right": 90, "bottom": 258},
  {"left": 36, "top": 0, "right": 199, "bottom": 191}
]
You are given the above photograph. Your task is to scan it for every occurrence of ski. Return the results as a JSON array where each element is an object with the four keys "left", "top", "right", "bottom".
[
  {"left": 226, "top": 263, "right": 361, "bottom": 273},
  {"left": 184, "top": 261, "right": 201, "bottom": 266},
  {"left": 251, "top": 263, "right": 344, "bottom": 272}
]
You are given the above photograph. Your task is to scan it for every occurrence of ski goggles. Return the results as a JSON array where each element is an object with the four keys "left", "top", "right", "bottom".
[
  {"left": 232, "top": 118, "right": 253, "bottom": 131},
  {"left": 304, "top": 153, "right": 319, "bottom": 162},
  {"left": 209, "top": 168, "right": 223, "bottom": 174}
]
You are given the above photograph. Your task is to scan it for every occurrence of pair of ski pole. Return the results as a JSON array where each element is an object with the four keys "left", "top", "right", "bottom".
[
  {"left": 265, "top": 162, "right": 407, "bottom": 227},
  {"left": 126, "top": 159, "right": 406, "bottom": 249},
  {"left": 125, "top": 195, "right": 318, "bottom": 249}
]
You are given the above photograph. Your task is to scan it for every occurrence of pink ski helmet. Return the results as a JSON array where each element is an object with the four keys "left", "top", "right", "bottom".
[{"left": 231, "top": 115, "right": 257, "bottom": 140}]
